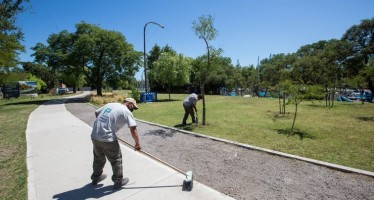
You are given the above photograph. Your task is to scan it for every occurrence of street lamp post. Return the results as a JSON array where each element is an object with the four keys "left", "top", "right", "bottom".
[{"left": 144, "top": 21, "right": 164, "bottom": 93}]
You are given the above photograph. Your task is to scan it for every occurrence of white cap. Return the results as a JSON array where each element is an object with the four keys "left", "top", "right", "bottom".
[{"left": 124, "top": 98, "right": 138, "bottom": 109}]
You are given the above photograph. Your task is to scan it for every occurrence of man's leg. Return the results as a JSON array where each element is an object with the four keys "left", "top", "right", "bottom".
[
  {"left": 91, "top": 139, "right": 107, "bottom": 183},
  {"left": 101, "top": 141, "right": 123, "bottom": 184},
  {"left": 186, "top": 106, "right": 196, "bottom": 123},
  {"left": 182, "top": 105, "right": 189, "bottom": 125}
]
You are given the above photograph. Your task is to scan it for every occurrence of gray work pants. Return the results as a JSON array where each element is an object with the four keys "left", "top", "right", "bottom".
[
  {"left": 182, "top": 104, "right": 195, "bottom": 124},
  {"left": 91, "top": 138, "right": 123, "bottom": 183}
]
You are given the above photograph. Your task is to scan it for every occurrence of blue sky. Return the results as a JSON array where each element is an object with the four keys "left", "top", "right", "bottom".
[{"left": 17, "top": 0, "right": 374, "bottom": 79}]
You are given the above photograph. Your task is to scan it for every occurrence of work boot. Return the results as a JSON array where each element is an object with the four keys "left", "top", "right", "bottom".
[
  {"left": 113, "top": 177, "right": 129, "bottom": 189},
  {"left": 92, "top": 173, "right": 107, "bottom": 185}
]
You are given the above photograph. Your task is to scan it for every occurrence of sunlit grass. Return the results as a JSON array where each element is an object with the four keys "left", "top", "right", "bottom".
[
  {"left": 88, "top": 90, "right": 131, "bottom": 106},
  {"left": 0, "top": 95, "right": 63, "bottom": 200}
]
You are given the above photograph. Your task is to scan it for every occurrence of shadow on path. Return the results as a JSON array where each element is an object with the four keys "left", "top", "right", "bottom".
[
  {"left": 52, "top": 184, "right": 119, "bottom": 200},
  {"left": 144, "top": 129, "right": 176, "bottom": 138}
]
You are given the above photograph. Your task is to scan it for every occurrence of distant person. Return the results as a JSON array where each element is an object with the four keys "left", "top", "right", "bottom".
[
  {"left": 90, "top": 98, "right": 141, "bottom": 189},
  {"left": 182, "top": 93, "right": 203, "bottom": 125}
]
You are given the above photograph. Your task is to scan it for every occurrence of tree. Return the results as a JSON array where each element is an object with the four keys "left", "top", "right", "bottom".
[
  {"left": 105, "top": 72, "right": 131, "bottom": 90},
  {"left": 31, "top": 30, "right": 78, "bottom": 91},
  {"left": 194, "top": 49, "right": 234, "bottom": 94},
  {"left": 26, "top": 73, "right": 47, "bottom": 92},
  {"left": 319, "top": 40, "right": 354, "bottom": 107},
  {"left": 151, "top": 52, "right": 191, "bottom": 100},
  {"left": 224, "top": 60, "right": 242, "bottom": 92},
  {"left": 292, "top": 41, "right": 329, "bottom": 85},
  {"left": 147, "top": 44, "right": 161, "bottom": 71},
  {"left": 241, "top": 65, "right": 259, "bottom": 95},
  {"left": 31, "top": 22, "right": 142, "bottom": 96},
  {"left": 22, "top": 61, "right": 56, "bottom": 92},
  {"left": 60, "top": 70, "right": 86, "bottom": 91},
  {"left": 0, "top": 0, "right": 28, "bottom": 84},
  {"left": 280, "top": 80, "right": 307, "bottom": 131},
  {"left": 73, "top": 22, "right": 142, "bottom": 95},
  {"left": 291, "top": 40, "right": 348, "bottom": 107},
  {"left": 359, "top": 58, "right": 374, "bottom": 93},
  {"left": 342, "top": 17, "right": 374, "bottom": 94},
  {"left": 148, "top": 44, "right": 177, "bottom": 91},
  {"left": 192, "top": 14, "right": 218, "bottom": 125},
  {"left": 260, "top": 53, "right": 294, "bottom": 87}
]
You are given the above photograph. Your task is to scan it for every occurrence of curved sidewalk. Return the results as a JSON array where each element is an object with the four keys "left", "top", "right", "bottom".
[{"left": 26, "top": 94, "right": 233, "bottom": 200}]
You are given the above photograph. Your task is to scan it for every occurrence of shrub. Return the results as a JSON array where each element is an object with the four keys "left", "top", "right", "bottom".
[{"left": 130, "top": 88, "right": 141, "bottom": 102}]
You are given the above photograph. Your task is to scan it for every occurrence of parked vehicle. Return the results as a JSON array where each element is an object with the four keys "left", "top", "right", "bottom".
[
  {"left": 347, "top": 90, "right": 373, "bottom": 102},
  {"left": 57, "top": 88, "right": 69, "bottom": 95}
]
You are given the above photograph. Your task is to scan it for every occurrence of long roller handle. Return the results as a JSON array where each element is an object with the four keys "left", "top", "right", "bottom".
[{"left": 118, "top": 137, "right": 186, "bottom": 175}]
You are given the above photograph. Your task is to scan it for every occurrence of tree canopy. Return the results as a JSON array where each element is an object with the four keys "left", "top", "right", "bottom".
[
  {"left": 31, "top": 22, "right": 142, "bottom": 95},
  {"left": 151, "top": 52, "right": 192, "bottom": 99},
  {"left": 0, "top": 0, "right": 28, "bottom": 84},
  {"left": 342, "top": 17, "right": 374, "bottom": 93}
]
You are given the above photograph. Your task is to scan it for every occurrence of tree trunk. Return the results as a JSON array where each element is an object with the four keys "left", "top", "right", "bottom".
[
  {"left": 168, "top": 84, "right": 171, "bottom": 100},
  {"left": 278, "top": 91, "right": 282, "bottom": 114},
  {"left": 291, "top": 101, "right": 298, "bottom": 131},
  {"left": 368, "top": 80, "right": 374, "bottom": 102},
  {"left": 96, "top": 68, "right": 102, "bottom": 96},
  {"left": 283, "top": 93, "right": 286, "bottom": 114},
  {"left": 97, "top": 81, "right": 102, "bottom": 96},
  {"left": 73, "top": 86, "right": 77, "bottom": 93},
  {"left": 201, "top": 84, "right": 206, "bottom": 125},
  {"left": 202, "top": 37, "right": 210, "bottom": 126},
  {"left": 325, "top": 94, "right": 328, "bottom": 107}
]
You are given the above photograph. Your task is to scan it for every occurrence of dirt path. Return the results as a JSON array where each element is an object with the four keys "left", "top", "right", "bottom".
[{"left": 65, "top": 99, "right": 374, "bottom": 200}]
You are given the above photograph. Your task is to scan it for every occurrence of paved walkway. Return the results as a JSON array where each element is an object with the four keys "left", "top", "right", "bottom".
[{"left": 26, "top": 92, "right": 233, "bottom": 200}]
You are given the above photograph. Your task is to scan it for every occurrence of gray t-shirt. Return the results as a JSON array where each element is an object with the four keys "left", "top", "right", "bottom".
[
  {"left": 91, "top": 103, "right": 137, "bottom": 142},
  {"left": 183, "top": 93, "right": 198, "bottom": 107}
]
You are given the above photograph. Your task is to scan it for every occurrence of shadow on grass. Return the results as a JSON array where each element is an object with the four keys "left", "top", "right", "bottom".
[
  {"left": 1, "top": 94, "right": 91, "bottom": 107},
  {"left": 340, "top": 102, "right": 366, "bottom": 106},
  {"left": 357, "top": 116, "right": 374, "bottom": 122},
  {"left": 155, "top": 99, "right": 180, "bottom": 103},
  {"left": 306, "top": 104, "right": 326, "bottom": 108},
  {"left": 174, "top": 124, "right": 196, "bottom": 131},
  {"left": 64, "top": 97, "right": 90, "bottom": 104},
  {"left": 276, "top": 129, "right": 315, "bottom": 140},
  {"left": 0, "top": 99, "right": 51, "bottom": 106}
]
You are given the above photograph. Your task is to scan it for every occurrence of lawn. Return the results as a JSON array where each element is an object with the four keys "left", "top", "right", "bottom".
[
  {"left": 0, "top": 93, "right": 75, "bottom": 200},
  {"left": 130, "top": 93, "right": 374, "bottom": 172}
]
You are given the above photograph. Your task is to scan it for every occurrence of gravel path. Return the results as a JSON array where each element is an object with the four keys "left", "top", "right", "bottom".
[{"left": 65, "top": 98, "right": 374, "bottom": 200}]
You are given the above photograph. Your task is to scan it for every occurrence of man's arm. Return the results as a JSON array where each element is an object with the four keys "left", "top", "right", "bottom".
[
  {"left": 130, "top": 126, "right": 141, "bottom": 150},
  {"left": 95, "top": 106, "right": 104, "bottom": 118},
  {"left": 192, "top": 96, "right": 199, "bottom": 112},
  {"left": 192, "top": 104, "right": 197, "bottom": 112}
]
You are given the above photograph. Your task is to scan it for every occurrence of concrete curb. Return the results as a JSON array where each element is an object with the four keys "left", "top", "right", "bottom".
[{"left": 87, "top": 102, "right": 374, "bottom": 178}]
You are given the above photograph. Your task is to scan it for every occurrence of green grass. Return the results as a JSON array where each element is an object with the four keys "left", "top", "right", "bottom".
[
  {"left": 132, "top": 93, "right": 374, "bottom": 172},
  {"left": 0, "top": 94, "right": 72, "bottom": 200}
]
